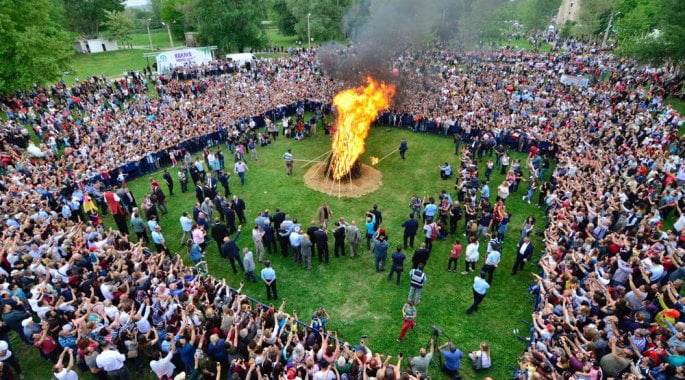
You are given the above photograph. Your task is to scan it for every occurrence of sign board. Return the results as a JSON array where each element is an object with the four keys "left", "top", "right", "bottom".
[
  {"left": 560, "top": 74, "right": 589, "bottom": 87},
  {"left": 155, "top": 47, "right": 213, "bottom": 73}
]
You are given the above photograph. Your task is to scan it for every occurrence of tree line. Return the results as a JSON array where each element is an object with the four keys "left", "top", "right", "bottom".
[{"left": 0, "top": 0, "right": 682, "bottom": 94}]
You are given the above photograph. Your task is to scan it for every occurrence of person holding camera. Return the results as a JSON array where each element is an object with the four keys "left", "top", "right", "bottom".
[
  {"left": 410, "top": 337, "right": 435, "bottom": 377},
  {"left": 438, "top": 341, "right": 463, "bottom": 379}
]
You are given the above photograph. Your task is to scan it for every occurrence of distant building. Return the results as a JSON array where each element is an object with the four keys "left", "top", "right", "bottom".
[
  {"left": 184, "top": 32, "right": 198, "bottom": 48},
  {"left": 555, "top": 0, "right": 582, "bottom": 25},
  {"left": 74, "top": 39, "right": 119, "bottom": 54}
]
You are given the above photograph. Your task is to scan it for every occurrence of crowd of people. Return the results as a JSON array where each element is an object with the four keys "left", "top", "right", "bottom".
[{"left": 0, "top": 30, "right": 683, "bottom": 380}]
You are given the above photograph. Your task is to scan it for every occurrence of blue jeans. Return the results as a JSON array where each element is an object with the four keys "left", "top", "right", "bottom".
[
  {"left": 238, "top": 172, "right": 245, "bottom": 185},
  {"left": 375, "top": 254, "right": 386, "bottom": 271},
  {"left": 670, "top": 267, "right": 685, "bottom": 281},
  {"left": 387, "top": 268, "right": 402, "bottom": 284}
]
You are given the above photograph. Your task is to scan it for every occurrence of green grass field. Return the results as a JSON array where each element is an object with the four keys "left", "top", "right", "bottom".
[
  {"left": 12, "top": 122, "right": 546, "bottom": 379},
  {"left": 666, "top": 97, "right": 685, "bottom": 135},
  {"left": 129, "top": 30, "right": 183, "bottom": 50},
  {"left": 266, "top": 29, "right": 300, "bottom": 48},
  {"left": 66, "top": 49, "right": 155, "bottom": 84},
  {"left": 502, "top": 38, "right": 552, "bottom": 53}
]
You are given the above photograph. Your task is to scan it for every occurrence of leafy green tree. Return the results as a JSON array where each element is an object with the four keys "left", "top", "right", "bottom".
[
  {"left": 272, "top": 0, "right": 297, "bottom": 36},
  {"left": 60, "top": 0, "right": 125, "bottom": 37},
  {"left": 577, "top": 0, "right": 617, "bottom": 36},
  {"left": 195, "top": 0, "right": 267, "bottom": 52},
  {"left": 101, "top": 10, "right": 133, "bottom": 47},
  {"left": 515, "top": 0, "right": 562, "bottom": 31},
  {"left": 0, "top": 0, "right": 73, "bottom": 92},
  {"left": 149, "top": 0, "right": 162, "bottom": 25},
  {"left": 616, "top": 0, "right": 685, "bottom": 63},
  {"left": 286, "top": 0, "right": 352, "bottom": 43},
  {"left": 161, "top": 0, "right": 188, "bottom": 40}
]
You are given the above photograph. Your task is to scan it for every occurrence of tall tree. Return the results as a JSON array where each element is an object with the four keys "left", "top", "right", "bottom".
[
  {"left": 60, "top": 0, "right": 125, "bottom": 37},
  {"left": 286, "top": 0, "right": 352, "bottom": 43},
  {"left": 616, "top": 0, "right": 685, "bottom": 63},
  {"left": 149, "top": 0, "right": 162, "bottom": 25},
  {"left": 161, "top": 0, "right": 187, "bottom": 40},
  {"left": 101, "top": 10, "right": 133, "bottom": 47},
  {"left": 515, "top": 0, "right": 563, "bottom": 31},
  {"left": 576, "top": 0, "right": 617, "bottom": 36},
  {"left": 195, "top": 0, "right": 267, "bottom": 52},
  {"left": 0, "top": 0, "right": 73, "bottom": 92},
  {"left": 272, "top": 0, "right": 297, "bottom": 36}
]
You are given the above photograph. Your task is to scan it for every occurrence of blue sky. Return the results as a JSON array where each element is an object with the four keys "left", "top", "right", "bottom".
[{"left": 126, "top": 0, "right": 148, "bottom": 7}]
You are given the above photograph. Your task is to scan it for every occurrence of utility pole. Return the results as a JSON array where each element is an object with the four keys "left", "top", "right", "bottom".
[
  {"left": 146, "top": 18, "right": 153, "bottom": 50},
  {"left": 601, "top": 12, "right": 619, "bottom": 49},
  {"left": 162, "top": 22, "right": 174, "bottom": 49},
  {"left": 307, "top": 13, "right": 312, "bottom": 51}
]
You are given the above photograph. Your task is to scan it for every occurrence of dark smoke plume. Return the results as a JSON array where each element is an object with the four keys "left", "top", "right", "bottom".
[{"left": 317, "top": 0, "right": 507, "bottom": 97}]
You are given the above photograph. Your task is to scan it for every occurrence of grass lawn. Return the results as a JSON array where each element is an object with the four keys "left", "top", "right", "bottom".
[
  {"left": 129, "top": 30, "right": 183, "bottom": 50},
  {"left": 666, "top": 97, "right": 685, "bottom": 135},
  {"left": 256, "top": 53, "right": 292, "bottom": 59},
  {"left": 12, "top": 122, "right": 546, "bottom": 379},
  {"left": 266, "top": 29, "right": 300, "bottom": 48},
  {"left": 66, "top": 49, "right": 155, "bottom": 84},
  {"left": 502, "top": 38, "right": 552, "bottom": 53}
]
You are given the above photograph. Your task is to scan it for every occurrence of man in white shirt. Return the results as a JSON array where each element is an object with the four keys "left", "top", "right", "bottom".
[
  {"left": 52, "top": 348, "right": 78, "bottom": 380},
  {"left": 179, "top": 212, "right": 193, "bottom": 243},
  {"left": 95, "top": 344, "right": 129, "bottom": 379},
  {"left": 234, "top": 160, "right": 249, "bottom": 186},
  {"left": 150, "top": 343, "right": 176, "bottom": 379},
  {"left": 0, "top": 340, "right": 23, "bottom": 379}
]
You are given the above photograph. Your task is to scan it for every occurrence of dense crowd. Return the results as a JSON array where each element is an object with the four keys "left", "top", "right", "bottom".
[{"left": 0, "top": 33, "right": 683, "bottom": 380}]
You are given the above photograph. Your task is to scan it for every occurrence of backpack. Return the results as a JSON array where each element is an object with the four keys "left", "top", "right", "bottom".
[
  {"left": 430, "top": 224, "right": 438, "bottom": 240},
  {"left": 472, "top": 352, "right": 484, "bottom": 370}
]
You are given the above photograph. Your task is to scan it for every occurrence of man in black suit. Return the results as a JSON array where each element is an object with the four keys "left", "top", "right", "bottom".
[
  {"left": 401, "top": 213, "right": 419, "bottom": 249},
  {"left": 370, "top": 204, "right": 382, "bottom": 230},
  {"left": 218, "top": 170, "right": 231, "bottom": 197},
  {"left": 306, "top": 220, "right": 319, "bottom": 252},
  {"left": 211, "top": 218, "right": 229, "bottom": 252},
  {"left": 195, "top": 181, "right": 204, "bottom": 204},
  {"left": 333, "top": 221, "right": 346, "bottom": 257},
  {"left": 272, "top": 208, "right": 286, "bottom": 231},
  {"left": 163, "top": 169, "right": 174, "bottom": 196},
  {"left": 411, "top": 243, "right": 430, "bottom": 269},
  {"left": 231, "top": 195, "right": 246, "bottom": 224},
  {"left": 206, "top": 174, "right": 218, "bottom": 199},
  {"left": 220, "top": 226, "right": 244, "bottom": 273},
  {"left": 222, "top": 201, "right": 236, "bottom": 234},
  {"left": 313, "top": 226, "right": 329, "bottom": 263},
  {"left": 263, "top": 223, "right": 277, "bottom": 254},
  {"left": 121, "top": 187, "right": 137, "bottom": 209},
  {"left": 512, "top": 236, "right": 534, "bottom": 275}
]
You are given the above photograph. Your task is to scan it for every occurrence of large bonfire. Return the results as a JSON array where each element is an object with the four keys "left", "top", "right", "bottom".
[{"left": 327, "top": 77, "right": 395, "bottom": 181}]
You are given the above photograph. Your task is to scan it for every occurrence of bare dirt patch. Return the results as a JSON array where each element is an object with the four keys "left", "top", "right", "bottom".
[{"left": 303, "top": 162, "right": 383, "bottom": 198}]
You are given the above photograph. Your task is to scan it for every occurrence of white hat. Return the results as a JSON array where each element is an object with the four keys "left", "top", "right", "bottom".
[
  {"left": 174, "top": 373, "right": 187, "bottom": 380},
  {"left": 21, "top": 318, "right": 32, "bottom": 327},
  {"left": 0, "top": 341, "right": 8, "bottom": 351}
]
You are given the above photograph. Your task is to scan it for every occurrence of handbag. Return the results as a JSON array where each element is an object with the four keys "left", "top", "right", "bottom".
[
  {"left": 127, "top": 342, "right": 139, "bottom": 358},
  {"left": 472, "top": 352, "right": 484, "bottom": 370}
]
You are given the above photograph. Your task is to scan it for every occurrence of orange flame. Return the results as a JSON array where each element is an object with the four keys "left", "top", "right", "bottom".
[{"left": 330, "top": 77, "right": 396, "bottom": 180}]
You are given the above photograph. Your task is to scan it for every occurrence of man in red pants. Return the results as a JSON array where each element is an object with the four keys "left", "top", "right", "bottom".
[{"left": 397, "top": 300, "right": 417, "bottom": 342}]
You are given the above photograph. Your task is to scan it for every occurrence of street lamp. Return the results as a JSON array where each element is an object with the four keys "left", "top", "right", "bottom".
[
  {"left": 601, "top": 11, "right": 620, "bottom": 49},
  {"left": 161, "top": 21, "right": 174, "bottom": 49},
  {"left": 145, "top": 18, "right": 153, "bottom": 50},
  {"left": 307, "top": 13, "right": 312, "bottom": 51}
]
